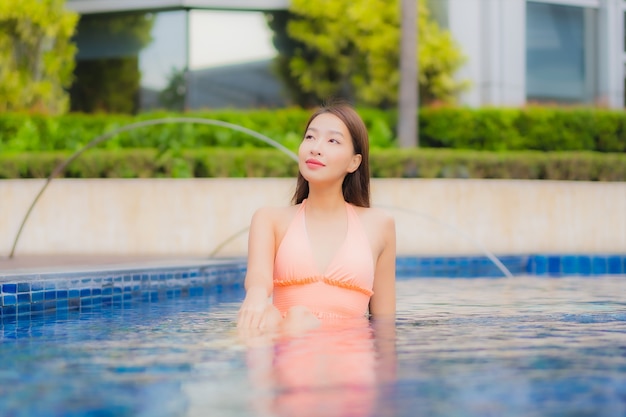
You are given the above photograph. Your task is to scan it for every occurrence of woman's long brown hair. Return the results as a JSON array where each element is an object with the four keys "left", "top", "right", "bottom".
[{"left": 292, "top": 103, "right": 370, "bottom": 207}]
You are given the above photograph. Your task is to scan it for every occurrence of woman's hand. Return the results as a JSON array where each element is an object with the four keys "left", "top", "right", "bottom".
[{"left": 237, "top": 285, "right": 272, "bottom": 329}]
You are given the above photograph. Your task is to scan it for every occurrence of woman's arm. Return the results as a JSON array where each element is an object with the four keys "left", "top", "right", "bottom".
[
  {"left": 237, "top": 207, "right": 277, "bottom": 329},
  {"left": 369, "top": 214, "right": 396, "bottom": 318}
]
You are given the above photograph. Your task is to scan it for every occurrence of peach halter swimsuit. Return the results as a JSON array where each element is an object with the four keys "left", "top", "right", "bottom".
[{"left": 273, "top": 199, "right": 375, "bottom": 319}]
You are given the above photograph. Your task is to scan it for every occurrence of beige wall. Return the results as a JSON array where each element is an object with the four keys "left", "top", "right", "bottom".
[{"left": 1, "top": 179, "right": 625, "bottom": 257}]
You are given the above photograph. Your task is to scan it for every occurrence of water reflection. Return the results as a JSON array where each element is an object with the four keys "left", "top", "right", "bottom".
[
  {"left": 2, "top": 277, "right": 625, "bottom": 416},
  {"left": 242, "top": 318, "right": 397, "bottom": 417}
]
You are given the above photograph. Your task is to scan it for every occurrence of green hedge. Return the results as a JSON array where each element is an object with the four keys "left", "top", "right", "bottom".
[
  {"left": 0, "top": 107, "right": 624, "bottom": 153},
  {"left": 1, "top": 148, "right": 624, "bottom": 181},
  {"left": 0, "top": 108, "right": 396, "bottom": 152},
  {"left": 420, "top": 107, "right": 626, "bottom": 152}
]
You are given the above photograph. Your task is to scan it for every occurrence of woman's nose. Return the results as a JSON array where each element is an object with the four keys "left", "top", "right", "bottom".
[{"left": 310, "top": 141, "right": 322, "bottom": 155}]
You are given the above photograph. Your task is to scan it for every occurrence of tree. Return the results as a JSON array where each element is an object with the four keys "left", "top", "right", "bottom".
[
  {"left": 158, "top": 67, "right": 186, "bottom": 112},
  {"left": 265, "top": 11, "right": 319, "bottom": 108},
  {"left": 69, "top": 13, "right": 155, "bottom": 114},
  {"left": 268, "top": 0, "right": 467, "bottom": 107},
  {"left": 0, "top": 0, "right": 78, "bottom": 114}
]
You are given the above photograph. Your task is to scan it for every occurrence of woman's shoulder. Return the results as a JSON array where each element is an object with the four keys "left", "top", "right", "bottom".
[
  {"left": 252, "top": 204, "right": 300, "bottom": 225},
  {"left": 353, "top": 205, "right": 395, "bottom": 253},
  {"left": 354, "top": 205, "right": 395, "bottom": 226}
]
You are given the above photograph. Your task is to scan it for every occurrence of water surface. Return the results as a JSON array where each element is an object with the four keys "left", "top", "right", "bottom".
[{"left": 1, "top": 276, "right": 625, "bottom": 417}]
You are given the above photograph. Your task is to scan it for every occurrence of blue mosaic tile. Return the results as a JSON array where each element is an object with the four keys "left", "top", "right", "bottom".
[
  {"left": 1, "top": 256, "right": 621, "bottom": 319},
  {"left": 578, "top": 256, "right": 591, "bottom": 276},
  {"left": 562, "top": 256, "right": 577, "bottom": 275},
  {"left": 548, "top": 256, "right": 561, "bottom": 275},
  {"left": 592, "top": 257, "right": 607, "bottom": 275},
  {"left": 3, "top": 284, "right": 17, "bottom": 294},
  {"left": 534, "top": 256, "right": 548, "bottom": 275},
  {"left": 190, "top": 287, "right": 204, "bottom": 296},
  {"left": 607, "top": 256, "right": 622, "bottom": 274}
]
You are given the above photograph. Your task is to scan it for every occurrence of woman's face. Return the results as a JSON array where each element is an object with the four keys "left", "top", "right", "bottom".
[{"left": 298, "top": 113, "right": 362, "bottom": 185}]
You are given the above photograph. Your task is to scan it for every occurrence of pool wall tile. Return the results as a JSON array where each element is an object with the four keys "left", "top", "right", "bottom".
[
  {"left": 2, "top": 284, "right": 17, "bottom": 294},
  {"left": 592, "top": 257, "right": 607, "bottom": 275},
  {"left": 607, "top": 256, "right": 622, "bottom": 274},
  {"left": 562, "top": 256, "right": 577, "bottom": 274},
  {"left": 578, "top": 256, "right": 592, "bottom": 275},
  {"left": 1, "top": 256, "right": 624, "bottom": 319},
  {"left": 547, "top": 256, "right": 561, "bottom": 275},
  {"left": 534, "top": 256, "right": 548, "bottom": 275}
]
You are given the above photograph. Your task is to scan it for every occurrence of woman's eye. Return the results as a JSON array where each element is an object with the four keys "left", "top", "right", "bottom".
[
  {"left": 304, "top": 135, "right": 314, "bottom": 140},
  {"left": 329, "top": 138, "right": 339, "bottom": 144}
]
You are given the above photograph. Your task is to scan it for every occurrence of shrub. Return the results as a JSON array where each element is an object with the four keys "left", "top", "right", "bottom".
[
  {"left": 1, "top": 107, "right": 625, "bottom": 153},
  {"left": 1, "top": 148, "right": 623, "bottom": 181}
]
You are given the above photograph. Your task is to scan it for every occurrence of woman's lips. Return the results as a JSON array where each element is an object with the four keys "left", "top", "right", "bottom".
[{"left": 305, "top": 158, "right": 325, "bottom": 167}]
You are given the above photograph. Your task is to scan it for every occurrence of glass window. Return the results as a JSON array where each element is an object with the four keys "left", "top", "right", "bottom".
[
  {"left": 71, "top": 8, "right": 287, "bottom": 112},
  {"left": 187, "top": 10, "right": 286, "bottom": 109},
  {"left": 526, "top": 2, "right": 598, "bottom": 104},
  {"left": 70, "top": 11, "right": 188, "bottom": 113}
]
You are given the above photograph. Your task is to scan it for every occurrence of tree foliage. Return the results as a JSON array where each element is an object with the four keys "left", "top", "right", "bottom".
[
  {"left": 69, "top": 13, "right": 155, "bottom": 114},
  {"left": 159, "top": 67, "right": 186, "bottom": 112},
  {"left": 268, "top": 0, "right": 468, "bottom": 107},
  {"left": 0, "top": 0, "right": 78, "bottom": 114}
]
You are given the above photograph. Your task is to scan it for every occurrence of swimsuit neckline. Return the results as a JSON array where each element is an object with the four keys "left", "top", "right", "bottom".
[{"left": 301, "top": 199, "right": 351, "bottom": 276}]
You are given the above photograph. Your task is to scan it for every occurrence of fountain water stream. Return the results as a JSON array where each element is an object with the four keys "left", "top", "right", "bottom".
[
  {"left": 7, "top": 118, "right": 513, "bottom": 278},
  {"left": 8, "top": 118, "right": 296, "bottom": 259}
]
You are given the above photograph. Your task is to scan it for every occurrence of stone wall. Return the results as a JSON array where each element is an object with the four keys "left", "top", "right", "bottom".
[{"left": 1, "top": 179, "right": 624, "bottom": 257}]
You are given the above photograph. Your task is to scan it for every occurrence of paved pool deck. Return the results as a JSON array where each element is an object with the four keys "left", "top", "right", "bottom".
[{"left": 0, "top": 255, "right": 225, "bottom": 276}]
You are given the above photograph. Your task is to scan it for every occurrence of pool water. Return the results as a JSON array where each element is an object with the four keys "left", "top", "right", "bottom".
[{"left": 1, "top": 276, "right": 625, "bottom": 417}]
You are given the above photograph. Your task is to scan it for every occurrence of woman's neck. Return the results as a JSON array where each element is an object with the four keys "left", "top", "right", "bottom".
[{"left": 305, "top": 186, "right": 346, "bottom": 213}]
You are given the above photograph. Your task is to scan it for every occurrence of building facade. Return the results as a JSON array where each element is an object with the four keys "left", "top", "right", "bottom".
[
  {"left": 439, "top": 0, "right": 624, "bottom": 108},
  {"left": 66, "top": 0, "right": 626, "bottom": 111},
  {"left": 66, "top": 0, "right": 290, "bottom": 112}
]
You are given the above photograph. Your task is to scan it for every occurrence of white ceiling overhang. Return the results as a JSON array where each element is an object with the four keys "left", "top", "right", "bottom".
[{"left": 66, "top": 0, "right": 289, "bottom": 14}]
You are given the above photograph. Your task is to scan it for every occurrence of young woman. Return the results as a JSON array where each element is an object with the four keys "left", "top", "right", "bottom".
[{"left": 237, "top": 102, "right": 396, "bottom": 332}]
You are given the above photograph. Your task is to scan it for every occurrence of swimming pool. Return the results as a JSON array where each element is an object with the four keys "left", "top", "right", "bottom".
[{"left": 1, "top": 255, "right": 625, "bottom": 417}]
